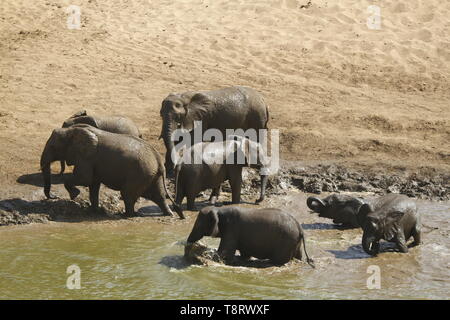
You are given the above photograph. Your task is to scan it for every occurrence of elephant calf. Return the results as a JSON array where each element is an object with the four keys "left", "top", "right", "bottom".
[
  {"left": 307, "top": 194, "right": 366, "bottom": 228},
  {"left": 186, "top": 206, "right": 315, "bottom": 267},
  {"left": 40, "top": 124, "right": 184, "bottom": 219},
  {"left": 58, "top": 110, "right": 142, "bottom": 174},
  {"left": 174, "top": 137, "right": 269, "bottom": 210},
  {"left": 356, "top": 194, "right": 421, "bottom": 256}
]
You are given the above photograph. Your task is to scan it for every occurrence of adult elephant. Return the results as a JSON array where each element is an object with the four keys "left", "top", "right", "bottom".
[
  {"left": 160, "top": 86, "right": 269, "bottom": 174},
  {"left": 186, "top": 206, "right": 315, "bottom": 267},
  {"left": 40, "top": 124, "right": 184, "bottom": 219},
  {"left": 58, "top": 110, "right": 142, "bottom": 175}
]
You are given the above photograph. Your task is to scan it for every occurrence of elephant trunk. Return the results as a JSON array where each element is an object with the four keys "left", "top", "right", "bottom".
[
  {"left": 307, "top": 196, "right": 325, "bottom": 213},
  {"left": 362, "top": 232, "right": 377, "bottom": 256},
  {"left": 161, "top": 114, "right": 177, "bottom": 174},
  {"left": 255, "top": 174, "right": 268, "bottom": 204},
  {"left": 40, "top": 145, "right": 53, "bottom": 199}
]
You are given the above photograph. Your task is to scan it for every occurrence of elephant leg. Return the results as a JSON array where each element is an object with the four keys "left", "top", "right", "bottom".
[
  {"left": 64, "top": 163, "right": 93, "bottom": 200},
  {"left": 294, "top": 242, "right": 303, "bottom": 261},
  {"left": 148, "top": 179, "right": 175, "bottom": 217},
  {"left": 410, "top": 226, "right": 422, "bottom": 247},
  {"left": 175, "top": 186, "right": 184, "bottom": 207},
  {"left": 122, "top": 194, "right": 138, "bottom": 217},
  {"left": 209, "top": 186, "right": 221, "bottom": 205},
  {"left": 229, "top": 168, "right": 243, "bottom": 204},
  {"left": 218, "top": 234, "right": 238, "bottom": 264},
  {"left": 89, "top": 182, "right": 101, "bottom": 210}
]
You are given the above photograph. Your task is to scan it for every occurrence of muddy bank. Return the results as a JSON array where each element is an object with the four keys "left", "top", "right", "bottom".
[
  {"left": 1, "top": 162, "right": 448, "bottom": 227},
  {"left": 243, "top": 162, "right": 449, "bottom": 201}
]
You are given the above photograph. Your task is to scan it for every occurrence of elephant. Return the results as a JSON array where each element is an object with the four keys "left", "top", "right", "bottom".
[
  {"left": 186, "top": 206, "right": 315, "bottom": 267},
  {"left": 40, "top": 124, "right": 184, "bottom": 219},
  {"left": 356, "top": 194, "right": 421, "bottom": 256},
  {"left": 174, "top": 136, "right": 270, "bottom": 210},
  {"left": 58, "top": 110, "right": 142, "bottom": 174},
  {"left": 160, "top": 86, "right": 269, "bottom": 174},
  {"left": 307, "top": 194, "right": 365, "bottom": 228}
]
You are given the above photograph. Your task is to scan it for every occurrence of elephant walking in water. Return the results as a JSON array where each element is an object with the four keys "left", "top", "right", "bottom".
[
  {"left": 58, "top": 110, "right": 142, "bottom": 175},
  {"left": 40, "top": 124, "right": 184, "bottom": 219},
  {"left": 160, "top": 86, "right": 269, "bottom": 174},
  {"left": 186, "top": 206, "right": 315, "bottom": 267}
]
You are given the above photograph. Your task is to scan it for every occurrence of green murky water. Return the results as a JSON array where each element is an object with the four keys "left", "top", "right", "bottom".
[{"left": 0, "top": 193, "right": 449, "bottom": 299}]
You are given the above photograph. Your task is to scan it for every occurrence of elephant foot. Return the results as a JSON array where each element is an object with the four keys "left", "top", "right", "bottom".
[{"left": 68, "top": 188, "right": 80, "bottom": 200}]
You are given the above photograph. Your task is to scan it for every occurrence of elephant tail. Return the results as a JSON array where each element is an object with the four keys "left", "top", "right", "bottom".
[
  {"left": 301, "top": 236, "right": 315, "bottom": 269},
  {"left": 161, "top": 168, "right": 185, "bottom": 220}
]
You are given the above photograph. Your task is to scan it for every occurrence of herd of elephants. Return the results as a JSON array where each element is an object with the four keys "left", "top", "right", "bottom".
[{"left": 39, "top": 86, "right": 422, "bottom": 267}]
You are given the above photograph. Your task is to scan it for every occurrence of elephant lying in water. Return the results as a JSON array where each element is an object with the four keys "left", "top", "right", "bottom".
[
  {"left": 186, "top": 206, "right": 315, "bottom": 267},
  {"left": 174, "top": 136, "right": 270, "bottom": 210},
  {"left": 40, "top": 124, "right": 184, "bottom": 219},
  {"left": 307, "top": 193, "right": 421, "bottom": 255},
  {"left": 160, "top": 86, "right": 269, "bottom": 174},
  {"left": 58, "top": 110, "right": 142, "bottom": 174},
  {"left": 307, "top": 194, "right": 365, "bottom": 228}
]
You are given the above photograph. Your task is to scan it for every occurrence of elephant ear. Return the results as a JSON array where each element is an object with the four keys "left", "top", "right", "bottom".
[
  {"left": 65, "top": 127, "right": 98, "bottom": 165},
  {"left": 357, "top": 203, "right": 374, "bottom": 228},
  {"left": 187, "top": 92, "right": 213, "bottom": 121},
  {"left": 383, "top": 211, "right": 405, "bottom": 241}
]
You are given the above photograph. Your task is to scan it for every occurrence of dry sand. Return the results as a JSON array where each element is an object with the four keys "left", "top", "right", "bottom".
[{"left": 0, "top": 0, "right": 449, "bottom": 203}]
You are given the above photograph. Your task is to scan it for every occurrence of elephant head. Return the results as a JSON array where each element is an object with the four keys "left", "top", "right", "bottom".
[
  {"left": 306, "top": 194, "right": 364, "bottom": 227},
  {"left": 160, "top": 92, "right": 209, "bottom": 173},
  {"left": 62, "top": 110, "right": 98, "bottom": 129},
  {"left": 357, "top": 204, "right": 405, "bottom": 256},
  {"left": 40, "top": 125, "right": 98, "bottom": 199},
  {"left": 187, "top": 207, "right": 221, "bottom": 243}
]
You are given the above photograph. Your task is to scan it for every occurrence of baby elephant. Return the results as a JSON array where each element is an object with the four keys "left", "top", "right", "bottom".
[
  {"left": 58, "top": 110, "right": 142, "bottom": 174},
  {"left": 175, "top": 137, "right": 270, "bottom": 210},
  {"left": 40, "top": 124, "right": 184, "bottom": 219},
  {"left": 186, "top": 206, "right": 315, "bottom": 267},
  {"left": 356, "top": 194, "right": 421, "bottom": 256}
]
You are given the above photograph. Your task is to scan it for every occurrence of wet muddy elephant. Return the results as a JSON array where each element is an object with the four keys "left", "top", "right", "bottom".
[
  {"left": 186, "top": 206, "right": 315, "bottom": 267},
  {"left": 40, "top": 124, "right": 184, "bottom": 219},
  {"left": 356, "top": 194, "right": 421, "bottom": 256},
  {"left": 58, "top": 110, "right": 142, "bottom": 174},
  {"left": 174, "top": 137, "right": 270, "bottom": 210},
  {"left": 160, "top": 86, "right": 269, "bottom": 174}
]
